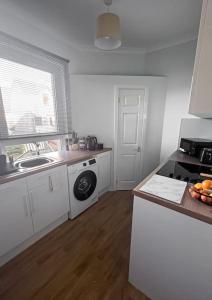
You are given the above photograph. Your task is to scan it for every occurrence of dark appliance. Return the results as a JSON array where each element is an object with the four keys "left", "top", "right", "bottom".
[
  {"left": 0, "top": 154, "right": 18, "bottom": 176},
  {"left": 73, "top": 159, "right": 97, "bottom": 201},
  {"left": 74, "top": 170, "right": 97, "bottom": 201},
  {"left": 97, "top": 143, "right": 103, "bottom": 150},
  {"left": 86, "top": 136, "right": 98, "bottom": 151},
  {"left": 0, "top": 155, "right": 6, "bottom": 168},
  {"left": 180, "top": 138, "right": 212, "bottom": 157},
  {"left": 200, "top": 148, "right": 212, "bottom": 164},
  {"left": 0, "top": 155, "right": 6, "bottom": 175},
  {"left": 157, "top": 160, "right": 212, "bottom": 184}
]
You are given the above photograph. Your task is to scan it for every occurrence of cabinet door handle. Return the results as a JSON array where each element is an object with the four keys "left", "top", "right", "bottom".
[
  {"left": 29, "top": 192, "right": 35, "bottom": 214},
  {"left": 49, "top": 176, "right": 54, "bottom": 192},
  {"left": 23, "top": 195, "right": 29, "bottom": 217}
]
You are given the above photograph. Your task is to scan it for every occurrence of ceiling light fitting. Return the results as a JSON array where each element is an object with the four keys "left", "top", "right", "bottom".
[{"left": 95, "top": 0, "right": 121, "bottom": 51}]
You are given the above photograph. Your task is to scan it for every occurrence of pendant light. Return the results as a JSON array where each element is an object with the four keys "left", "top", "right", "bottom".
[{"left": 95, "top": 0, "right": 121, "bottom": 50}]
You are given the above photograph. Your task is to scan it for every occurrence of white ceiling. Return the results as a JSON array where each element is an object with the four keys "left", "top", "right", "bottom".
[{"left": 1, "top": 0, "right": 203, "bottom": 53}]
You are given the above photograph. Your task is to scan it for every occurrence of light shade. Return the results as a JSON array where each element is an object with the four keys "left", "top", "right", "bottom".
[{"left": 95, "top": 12, "right": 121, "bottom": 50}]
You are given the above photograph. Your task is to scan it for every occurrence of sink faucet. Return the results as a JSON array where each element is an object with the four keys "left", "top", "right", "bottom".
[{"left": 33, "top": 142, "right": 40, "bottom": 156}]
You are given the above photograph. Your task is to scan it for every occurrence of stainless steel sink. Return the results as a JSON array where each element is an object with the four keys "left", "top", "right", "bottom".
[{"left": 14, "top": 157, "right": 55, "bottom": 169}]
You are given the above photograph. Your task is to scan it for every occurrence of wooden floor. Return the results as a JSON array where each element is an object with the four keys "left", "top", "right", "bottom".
[{"left": 0, "top": 191, "right": 149, "bottom": 300}]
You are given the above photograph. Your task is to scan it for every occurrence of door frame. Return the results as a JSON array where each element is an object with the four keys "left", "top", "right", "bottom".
[{"left": 113, "top": 85, "right": 149, "bottom": 190}]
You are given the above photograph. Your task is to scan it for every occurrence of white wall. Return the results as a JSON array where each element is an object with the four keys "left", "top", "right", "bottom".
[
  {"left": 70, "top": 51, "right": 146, "bottom": 75},
  {"left": 146, "top": 41, "right": 197, "bottom": 162},
  {"left": 0, "top": 7, "right": 146, "bottom": 75},
  {"left": 179, "top": 118, "right": 212, "bottom": 143},
  {"left": 0, "top": 3, "right": 198, "bottom": 169},
  {"left": 71, "top": 75, "right": 166, "bottom": 179}
]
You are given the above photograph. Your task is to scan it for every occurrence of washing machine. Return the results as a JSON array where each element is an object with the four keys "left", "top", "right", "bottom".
[{"left": 68, "top": 158, "right": 98, "bottom": 219}]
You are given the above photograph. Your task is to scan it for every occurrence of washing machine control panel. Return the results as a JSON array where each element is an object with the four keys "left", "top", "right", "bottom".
[{"left": 89, "top": 159, "right": 96, "bottom": 165}]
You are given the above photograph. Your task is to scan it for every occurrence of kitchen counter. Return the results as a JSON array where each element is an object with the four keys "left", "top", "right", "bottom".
[
  {"left": 0, "top": 148, "right": 112, "bottom": 185},
  {"left": 133, "top": 150, "right": 212, "bottom": 225}
]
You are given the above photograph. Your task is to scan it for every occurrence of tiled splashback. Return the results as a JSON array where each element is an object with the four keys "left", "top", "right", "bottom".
[{"left": 178, "top": 118, "right": 212, "bottom": 147}]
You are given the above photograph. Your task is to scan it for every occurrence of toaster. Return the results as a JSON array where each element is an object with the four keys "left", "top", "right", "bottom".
[{"left": 200, "top": 148, "right": 212, "bottom": 164}]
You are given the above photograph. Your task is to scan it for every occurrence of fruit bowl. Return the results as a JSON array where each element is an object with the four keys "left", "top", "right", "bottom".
[{"left": 189, "top": 180, "right": 212, "bottom": 206}]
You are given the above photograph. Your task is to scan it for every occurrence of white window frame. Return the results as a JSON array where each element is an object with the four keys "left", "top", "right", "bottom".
[{"left": 0, "top": 32, "right": 72, "bottom": 153}]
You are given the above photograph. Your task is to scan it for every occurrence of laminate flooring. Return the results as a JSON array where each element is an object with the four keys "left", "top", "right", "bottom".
[{"left": 0, "top": 191, "right": 149, "bottom": 300}]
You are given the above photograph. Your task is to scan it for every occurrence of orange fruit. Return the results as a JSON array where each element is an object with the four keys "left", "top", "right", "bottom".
[
  {"left": 202, "top": 180, "right": 212, "bottom": 190},
  {"left": 194, "top": 183, "right": 203, "bottom": 190}
]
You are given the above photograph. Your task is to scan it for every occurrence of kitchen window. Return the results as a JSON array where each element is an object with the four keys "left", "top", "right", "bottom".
[
  {"left": 0, "top": 32, "right": 71, "bottom": 156},
  {"left": 0, "top": 59, "right": 57, "bottom": 136}
]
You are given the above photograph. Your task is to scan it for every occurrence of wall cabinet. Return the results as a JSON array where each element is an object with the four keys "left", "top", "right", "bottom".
[
  {"left": 97, "top": 151, "right": 111, "bottom": 194},
  {"left": 189, "top": 0, "right": 212, "bottom": 117},
  {"left": 0, "top": 179, "right": 34, "bottom": 256},
  {"left": 27, "top": 165, "right": 70, "bottom": 233}
]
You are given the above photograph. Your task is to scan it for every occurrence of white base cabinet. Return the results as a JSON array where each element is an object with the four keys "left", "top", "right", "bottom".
[
  {"left": 0, "top": 178, "right": 34, "bottom": 257},
  {"left": 129, "top": 196, "right": 212, "bottom": 300},
  {"left": 27, "top": 165, "right": 70, "bottom": 233},
  {"left": 96, "top": 151, "right": 111, "bottom": 195},
  {"left": 0, "top": 165, "right": 70, "bottom": 262}
]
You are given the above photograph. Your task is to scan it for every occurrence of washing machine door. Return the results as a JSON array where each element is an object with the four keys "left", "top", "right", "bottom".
[{"left": 74, "top": 170, "right": 97, "bottom": 201}]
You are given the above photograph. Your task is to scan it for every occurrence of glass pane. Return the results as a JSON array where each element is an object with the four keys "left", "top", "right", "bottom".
[
  {"left": 5, "top": 140, "right": 60, "bottom": 161},
  {"left": 0, "top": 58, "right": 57, "bottom": 136}
]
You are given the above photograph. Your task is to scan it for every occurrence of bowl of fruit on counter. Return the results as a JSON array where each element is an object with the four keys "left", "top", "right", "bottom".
[{"left": 189, "top": 179, "right": 212, "bottom": 206}]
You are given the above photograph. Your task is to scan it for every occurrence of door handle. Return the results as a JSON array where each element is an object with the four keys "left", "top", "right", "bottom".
[
  {"left": 23, "top": 195, "right": 29, "bottom": 217},
  {"left": 49, "top": 176, "right": 54, "bottom": 192},
  {"left": 137, "top": 146, "right": 141, "bottom": 152},
  {"left": 29, "top": 192, "right": 35, "bottom": 214}
]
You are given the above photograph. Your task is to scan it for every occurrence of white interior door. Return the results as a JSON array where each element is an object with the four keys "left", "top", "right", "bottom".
[{"left": 117, "top": 88, "right": 145, "bottom": 190}]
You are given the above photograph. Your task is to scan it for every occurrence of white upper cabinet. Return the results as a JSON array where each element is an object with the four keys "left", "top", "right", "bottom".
[
  {"left": 0, "top": 179, "right": 34, "bottom": 256},
  {"left": 189, "top": 0, "right": 212, "bottom": 117},
  {"left": 27, "top": 165, "right": 70, "bottom": 233},
  {"left": 97, "top": 151, "right": 111, "bottom": 194}
]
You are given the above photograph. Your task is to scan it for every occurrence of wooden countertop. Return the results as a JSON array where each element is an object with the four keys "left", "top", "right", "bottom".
[
  {"left": 133, "top": 150, "right": 212, "bottom": 225},
  {"left": 0, "top": 148, "right": 112, "bottom": 185}
]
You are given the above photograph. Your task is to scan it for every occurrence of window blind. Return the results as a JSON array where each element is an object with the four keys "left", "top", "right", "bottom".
[{"left": 0, "top": 32, "right": 70, "bottom": 139}]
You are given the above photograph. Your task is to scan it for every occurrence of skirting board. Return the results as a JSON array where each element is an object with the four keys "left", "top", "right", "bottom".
[
  {"left": 99, "top": 185, "right": 113, "bottom": 197},
  {"left": 0, "top": 214, "right": 68, "bottom": 267}
]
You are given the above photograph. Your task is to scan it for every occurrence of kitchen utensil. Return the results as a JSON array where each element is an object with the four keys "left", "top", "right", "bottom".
[
  {"left": 86, "top": 136, "right": 98, "bottom": 151},
  {"left": 65, "top": 138, "right": 69, "bottom": 151},
  {"left": 97, "top": 143, "right": 103, "bottom": 150},
  {"left": 0, "top": 162, "right": 18, "bottom": 176},
  {"left": 200, "top": 173, "right": 212, "bottom": 178},
  {"left": 71, "top": 144, "right": 79, "bottom": 151},
  {"left": 0, "top": 154, "right": 7, "bottom": 171},
  {"left": 78, "top": 138, "right": 87, "bottom": 150},
  {"left": 72, "top": 131, "right": 79, "bottom": 144},
  {"left": 0, "top": 154, "right": 6, "bottom": 164}
]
